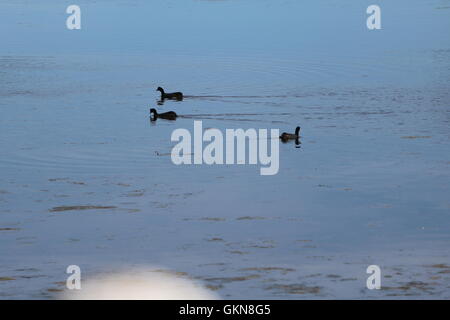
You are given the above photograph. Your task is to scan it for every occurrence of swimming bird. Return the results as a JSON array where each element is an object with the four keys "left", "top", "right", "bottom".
[
  {"left": 156, "top": 87, "right": 183, "bottom": 101},
  {"left": 280, "top": 126, "right": 300, "bottom": 142},
  {"left": 150, "top": 108, "right": 178, "bottom": 121}
]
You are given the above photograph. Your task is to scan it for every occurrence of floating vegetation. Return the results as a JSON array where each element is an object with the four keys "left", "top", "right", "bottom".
[
  {"left": 227, "top": 250, "right": 249, "bottom": 255},
  {"left": 0, "top": 227, "right": 20, "bottom": 231},
  {"left": 244, "top": 240, "right": 276, "bottom": 249},
  {"left": 427, "top": 264, "right": 450, "bottom": 274},
  {"left": 205, "top": 284, "right": 223, "bottom": 291},
  {"left": 0, "top": 277, "right": 16, "bottom": 281},
  {"left": 206, "top": 237, "right": 224, "bottom": 242},
  {"left": 266, "top": 283, "right": 321, "bottom": 294},
  {"left": 152, "top": 269, "right": 189, "bottom": 277},
  {"left": 199, "top": 217, "right": 226, "bottom": 222},
  {"left": 49, "top": 205, "right": 117, "bottom": 212},
  {"left": 401, "top": 136, "right": 432, "bottom": 139},
  {"left": 204, "top": 275, "right": 261, "bottom": 283},
  {"left": 382, "top": 281, "right": 434, "bottom": 294},
  {"left": 340, "top": 278, "right": 358, "bottom": 281},
  {"left": 240, "top": 267, "right": 296, "bottom": 274},
  {"left": 124, "top": 190, "right": 145, "bottom": 197},
  {"left": 236, "top": 216, "right": 267, "bottom": 220}
]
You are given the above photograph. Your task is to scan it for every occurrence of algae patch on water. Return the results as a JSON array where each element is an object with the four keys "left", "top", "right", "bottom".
[
  {"left": 401, "top": 136, "right": 432, "bottom": 139},
  {"left": 266, "top": 283, "right": 322, "bottom": 295},
  {"left": 0, "top": 227, "right": 20, "bottom": 231},
  {"left": 49, "top": 205, "right": 117, "bottom": 212},
  {"left": 0, "top": 277, "right": 16, "bottom": 281}
]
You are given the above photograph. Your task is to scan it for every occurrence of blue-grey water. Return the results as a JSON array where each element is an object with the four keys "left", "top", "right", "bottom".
[{"left": 0, "top": 0, "right": 449, "bottom": 299}]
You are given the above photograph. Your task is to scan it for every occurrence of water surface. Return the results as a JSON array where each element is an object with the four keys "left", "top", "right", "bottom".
[{"left": 0, "top": 0, "right": 449, "bottom": 299}]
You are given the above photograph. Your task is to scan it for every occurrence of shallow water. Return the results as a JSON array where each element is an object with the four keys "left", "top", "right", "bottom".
[{"left": 1, "top": 0, "right": 450, "bottom": 299}]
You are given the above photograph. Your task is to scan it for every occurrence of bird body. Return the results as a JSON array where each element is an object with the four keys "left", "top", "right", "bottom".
[
  {"left": 157, "top": 87, "right": 183, "bottom": 101},
  {"left": 280, "top": 126, "right": 300, "bottom": 142},
  {"left": 150, "top": 108, "right": 177, "bottom": 120}
]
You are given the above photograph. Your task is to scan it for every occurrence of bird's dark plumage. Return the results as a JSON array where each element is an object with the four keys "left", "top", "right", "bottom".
[
  {"left": 150, "top": 108, "right": 178, "bottom": 121},
  {"left": 156, "top": 87, "right": 183, "bottom": 101},
  {"left": 280, "top": 126, "right": 300, "bottom": 142}
]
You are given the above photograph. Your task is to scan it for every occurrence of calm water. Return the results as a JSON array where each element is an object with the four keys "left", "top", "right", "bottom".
[{"left": 0, "top": 0, "right": 449, "bottom": 299}]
